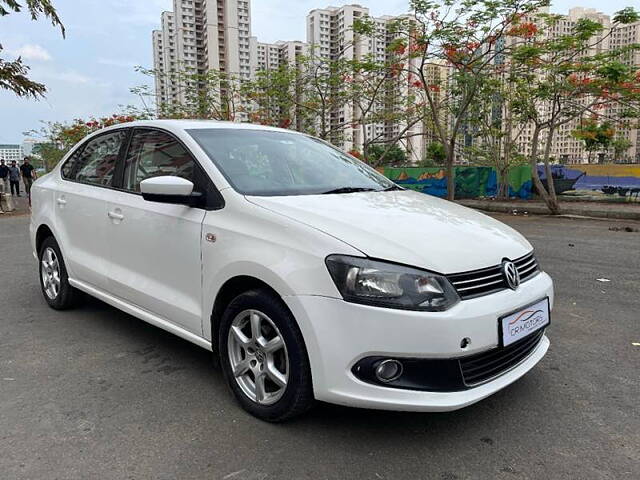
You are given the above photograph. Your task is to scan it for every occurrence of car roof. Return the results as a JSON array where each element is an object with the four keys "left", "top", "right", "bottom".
[{"left": 99, "top": 119, "right": 302, "bottom": 135}]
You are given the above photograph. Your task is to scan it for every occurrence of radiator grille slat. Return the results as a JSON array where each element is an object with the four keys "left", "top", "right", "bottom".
[{"left": 448, "top": 252, "right": 540, "bottom": 300}]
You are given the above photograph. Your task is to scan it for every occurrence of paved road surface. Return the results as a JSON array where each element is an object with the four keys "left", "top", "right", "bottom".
[{"left": 1, "top": 214, "right": 638, "bottom": 479}]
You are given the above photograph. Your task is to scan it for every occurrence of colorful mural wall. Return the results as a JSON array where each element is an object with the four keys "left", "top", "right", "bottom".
[
  {"left": 382, "top": 166, "right": 533, "bottom": 199},
  {"left": 537, "top": 165, "right": 640, "bottom": 196}
]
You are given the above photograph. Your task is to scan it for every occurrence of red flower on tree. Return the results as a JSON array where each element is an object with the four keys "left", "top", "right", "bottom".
[
  {"left": 506, "top": 22, "right": 538, "bottom": 38},
  {"left": 390, "top": 63, "right": 405, "bottom": 77},
  {"left": 279, "top": 118, "right": 292, "bottom": 129},
  {"left": 410, "top": 42, "right": 426, "bottom": 54},
  {"left": 392, "top": 43, "right": 406, "bottom": 55}
]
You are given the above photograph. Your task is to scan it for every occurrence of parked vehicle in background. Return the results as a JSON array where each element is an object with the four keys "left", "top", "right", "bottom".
[{"left": 30, "top": 120, "right": 553, "bottom": 421}]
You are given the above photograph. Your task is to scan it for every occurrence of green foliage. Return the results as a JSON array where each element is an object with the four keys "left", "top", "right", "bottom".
[
  {"left": 613, "top": 7, "right": 640, "bottom": 24},
  {"left": 366, "top": 144, "right": 406, "bottom": 167},
  {"left": 0, "top": 46, "right": 46, "bottom": 98},
  {"left": 135, "top": 66, "right": 247, "bottom": 121},
  {"left": 0, "top": 0, "right": 64, "bottom": 98},
  {"left": 611, "top": 136, "right": 633, "bottom": 160},
  {"left": 422, "top": 142, "right": 446, "bottom": 166}
]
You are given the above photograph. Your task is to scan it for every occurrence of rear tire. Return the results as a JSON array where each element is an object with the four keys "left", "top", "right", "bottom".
[
  {"left": 218, "top": 289, "right": 314, "bottom": 422},
  {"left": 39, "top": 236, "right": 79, "bottom": 310}
]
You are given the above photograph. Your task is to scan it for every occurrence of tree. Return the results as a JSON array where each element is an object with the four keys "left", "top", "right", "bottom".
[
  {"left": 366, "top": 144, "right": 406, "bottom": 167},
  {"left": 572, "top": 119, "right": 615, "bottom": 163},
  {"left": 422, "top": 142, "right": 446, "bottom": 166},
  {"left": 294, "top": 53, "right": 355, "bottom": 143},
  {"left": 374, "top": 0, "right": 550, "bottom": 201},
  {"left": 344, "top": 49, "right": 424, "bottom": 161},
  {"left": 0, "top": 0, "right": 64, "bottom": 98},
  {"left": 26, "top": 112, "right": 147, "bottom": 171},
  {"left": 135, "top": 66, "right": 248, "bottom": 122},
  {"left": 610, "top": 136, "right": 633, "bottom": 162},
  {"left": 508, "top": 8, "right": 640, "bottom": 213},
  {"left": 242, "top": 65, "right": 299, "bottom": 129},
  {"left": 463, "top": 74, "right": 530, "bottom": 199}
]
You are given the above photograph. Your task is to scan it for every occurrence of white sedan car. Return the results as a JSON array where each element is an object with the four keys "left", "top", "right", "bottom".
[{"left": 30, "top": 120, "right": 553, "bottom": 421}]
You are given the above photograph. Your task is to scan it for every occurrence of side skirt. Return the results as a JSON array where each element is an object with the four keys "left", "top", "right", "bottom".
[{"left": 68, "top": 278, "right": 213, "bottom": 352}]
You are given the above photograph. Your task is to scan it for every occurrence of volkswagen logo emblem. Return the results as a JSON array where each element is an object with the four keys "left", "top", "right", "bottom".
[{"left": 502, "top": 260, "right": 521, "bottom": 290}]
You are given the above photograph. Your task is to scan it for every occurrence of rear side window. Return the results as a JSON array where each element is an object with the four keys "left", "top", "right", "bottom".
[
  {"left": 123, "top": 129, "right": 195, "bottom": 192},
  {"left": 62, "top": 130, "right": 127, "bottom": 186}
]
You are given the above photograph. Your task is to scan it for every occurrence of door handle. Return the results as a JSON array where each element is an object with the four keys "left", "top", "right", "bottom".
[
  {"left": 56, "top": 198, "right": 67, "bottom": 206},
  {"left": 108, "top": 211, "right": 124, "bottom": 221}
]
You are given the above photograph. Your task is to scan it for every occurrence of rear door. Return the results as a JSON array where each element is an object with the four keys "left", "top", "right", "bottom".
[
  {"left": 55, "top": 129, "right": 129, "bottom": 290},
  {"left": 106, "top": 128, "right": 209, "bottom": 335}
]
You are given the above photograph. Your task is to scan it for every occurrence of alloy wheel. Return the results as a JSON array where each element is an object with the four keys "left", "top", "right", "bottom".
[
  {"left": 41, "top": 247, "right": 61, "bottom": 300},
  {"left": 227, "top": 309, "right": 289, "bottom": 405}
]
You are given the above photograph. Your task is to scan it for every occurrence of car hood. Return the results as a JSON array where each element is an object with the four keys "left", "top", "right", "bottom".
[{"left": 246, "top": 190, "right": 532, "bottom": 274}]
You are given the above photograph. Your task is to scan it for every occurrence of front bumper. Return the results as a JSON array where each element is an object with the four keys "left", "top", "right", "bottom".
[{"left": 284, "top": 271, "right": 553, "bottom": 412}]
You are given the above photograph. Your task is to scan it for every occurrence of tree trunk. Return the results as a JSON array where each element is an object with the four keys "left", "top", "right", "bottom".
[
  {"left": 361, "top": 122, "right": 369, "bottom": 162},
  {"left": 446, "top": 139, "right": 456, "bottom": 201},
  {"left": 498, "top": 167, "right": 509, "bottom": 200},
  {"left": 542, "top": 126, "right": 560, "bottom": 214},
  {"left": 529, "top": 126, "right": 561, "bottom": 215}
]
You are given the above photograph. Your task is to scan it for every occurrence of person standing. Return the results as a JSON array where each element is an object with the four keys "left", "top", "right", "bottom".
[
  {"left": 20, "top": 157, "right": 36, "bottom": 197},
  {"left": 8, "top": 161, "right": 21, "bottom": 196},
  {"left": 0, "top": 159, "right": 9, "bottom": 194}
]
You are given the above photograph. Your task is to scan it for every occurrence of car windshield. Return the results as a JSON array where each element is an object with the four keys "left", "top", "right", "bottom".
[{"left": 187, "top": 128, "right": 397, "bottom": 196}]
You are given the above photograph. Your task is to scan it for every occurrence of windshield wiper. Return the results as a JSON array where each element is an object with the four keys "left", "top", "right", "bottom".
[
  {"left": 383, "top": 185, "right": 403, "bottom": 191},
  {"left": 322, "top": 187, "right": 379, "bottom": 195}
]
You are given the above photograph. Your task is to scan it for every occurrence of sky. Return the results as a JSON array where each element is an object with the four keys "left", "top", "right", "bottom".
[{"left": 0, "top": 0, "right": 634, "bottom": 144}]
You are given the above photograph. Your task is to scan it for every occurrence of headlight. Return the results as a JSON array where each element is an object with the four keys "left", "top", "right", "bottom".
[{"left": 325, "top": 255, "right": 460, "bottom": 311}]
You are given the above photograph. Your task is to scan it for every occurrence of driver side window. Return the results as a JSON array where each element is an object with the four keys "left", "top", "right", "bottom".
[{"left": 123, "top": 129, "right": 195, "bottom": 192}]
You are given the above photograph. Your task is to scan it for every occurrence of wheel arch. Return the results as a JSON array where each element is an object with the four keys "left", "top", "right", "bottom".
[
  {"left": 35, "top": 224, "right": 56, "bottom": 254},
  {"left": 209, "top": 275, "right": 287, "bottom": 347}
]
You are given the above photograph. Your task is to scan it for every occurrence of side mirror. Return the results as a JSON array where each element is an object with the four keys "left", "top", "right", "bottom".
[{"left": 140, "top": 176, "right": 202, "bottom": 207}]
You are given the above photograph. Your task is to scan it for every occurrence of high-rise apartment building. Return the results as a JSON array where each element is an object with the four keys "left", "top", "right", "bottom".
[{"left": 153, "top": 0, "right": 252, "bottom": 108}]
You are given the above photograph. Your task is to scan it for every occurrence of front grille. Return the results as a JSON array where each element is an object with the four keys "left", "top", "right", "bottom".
[
  {"left": 459, "top": 329, "right": 545, "bottom": 386},
  {"left": 448, "top": 251, "right": 540, "bottom": 300}
]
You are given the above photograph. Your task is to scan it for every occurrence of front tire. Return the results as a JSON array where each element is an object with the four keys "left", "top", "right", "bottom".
[
  {"left": 219, "top": 289, "right": 314, "bottom": 422},
  {"left": 39, "top": 236, "right": 79, "bottom": 310}
]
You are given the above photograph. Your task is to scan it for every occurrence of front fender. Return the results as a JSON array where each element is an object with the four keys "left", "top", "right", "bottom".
[{"left": 200, "top": 195, "right": 360, "bottom": 341}]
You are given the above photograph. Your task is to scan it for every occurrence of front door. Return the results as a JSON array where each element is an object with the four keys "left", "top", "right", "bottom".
[{"left": 106, "top": 129, "right": 206, "bottom": 335}]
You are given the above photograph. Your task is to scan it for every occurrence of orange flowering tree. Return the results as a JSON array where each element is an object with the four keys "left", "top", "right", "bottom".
[
  {"left": 360, "top": 0, "right": 551, "bottom": 200},
  {"left": 248, "top": 53, "right": 355, "bottom": 143},
  {"left": 26, "top": 112, "right": 147, "bottom": 171},
  {"left": 507, "top": 7, "right": 640, "bottom": 213},
  {"left": 572, "top": 119, "right": 616, "bottom": 164},
  {"left": 345, "top": 50, "right": 425, "bottom": 162}
]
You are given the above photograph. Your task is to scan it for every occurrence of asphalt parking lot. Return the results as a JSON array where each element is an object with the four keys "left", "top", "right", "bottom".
[{"left": 1, "top": 213, "right": 638, "bottom": 479}]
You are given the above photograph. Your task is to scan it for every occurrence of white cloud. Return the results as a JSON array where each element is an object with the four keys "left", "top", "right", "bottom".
[
  {"left": 38, "top": 69, "right": 110, "bottom": 87},
  {"left": 52, "top": 71, "right": 92, "bottom": 84},
  {"left": 11, "top": 44, "right": 52, "bottom": 62},
  {"left": 98, "top": 58, "right": 138, "bottom": 69}
]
